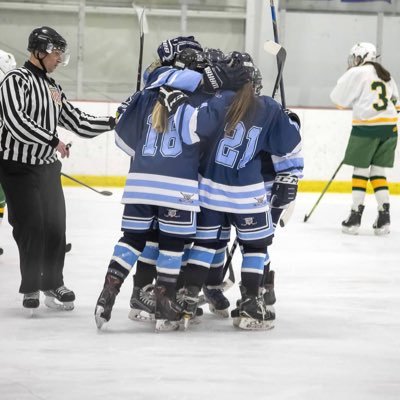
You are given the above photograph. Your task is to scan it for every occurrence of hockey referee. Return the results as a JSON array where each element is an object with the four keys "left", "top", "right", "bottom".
[{"left": 0, "top": 26, "right": 116, "bottom": 311}]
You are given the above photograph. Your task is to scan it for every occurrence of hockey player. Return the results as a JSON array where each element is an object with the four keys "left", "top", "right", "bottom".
[
  {"left": 159, "top": 51, "right": 303, "bottom": 330},
  {"left": 94, "top": 38, "right": 248, "bottom": 331},
  {"left": 0, "top": 49, "right": 17, "bottom": 256},
  {"left": 330, "top": 42, "right": 399, "bottom": 235}
]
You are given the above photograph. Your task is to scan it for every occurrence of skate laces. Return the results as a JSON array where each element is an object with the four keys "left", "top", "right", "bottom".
[
  {"left": 256, "top": 296, "right": 266, "bottom": 320},
  {"left": 139, "top": 284, "right": 155, "bottom": 307},
  {"left": 55, "top": 285, "right": 71, "bottom": 295},
  {"left": 177, "top": 288, "right": 199, "bottom": 314}
]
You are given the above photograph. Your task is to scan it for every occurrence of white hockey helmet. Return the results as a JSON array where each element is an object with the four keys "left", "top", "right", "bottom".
[
  {"left": 348, "top": 42, "right": 377, "bottom": 68},
  {"left": 0, "top": 49, "right": 17, "bottom": 79}
]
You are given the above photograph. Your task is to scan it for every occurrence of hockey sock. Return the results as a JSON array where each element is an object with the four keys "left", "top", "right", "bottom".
[
  {"left": 134, "top": 260, "right": 157, "bottom": 288},
  {"left": 205, "top": 245, "right": 227, "bottom": 286},
  {"left": 177, "top": 241, "right": 193, "bottom": 289},
  {"left": 351, "top": 167, "right": 369, "bottom": 209},
  {"left": 156, "top": 233, "right": 185, "bottom": 292},
  {"left": 108, "top": 232, "right": 147, "bottom": 279},
  {"left": 260, "top": 250, "right": 271, "bottom": 287},
  {"left": 184, "top": 242, "right": 219, "bottom": 288},
  {"left": 370, "top": 166, "right": 389, "bottom": 209},
  {"left": 241, "top": 243, "right": 266, "bottom": 295}
]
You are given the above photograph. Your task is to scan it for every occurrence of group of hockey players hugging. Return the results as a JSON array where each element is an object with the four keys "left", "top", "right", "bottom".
[{"left": 94, "top": 35, "right": 303, "bottom": 332}]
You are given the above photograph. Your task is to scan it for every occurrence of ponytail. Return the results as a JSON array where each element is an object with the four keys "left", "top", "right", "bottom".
[
  {"left": 224, "top": 82, "right": 258, "bottom": 136},
  {"left": 365, "top": 61, "right": 391, "bottom": 82},
  {"left": 151, "top": 101, "right": 169, "bottom": 133}
]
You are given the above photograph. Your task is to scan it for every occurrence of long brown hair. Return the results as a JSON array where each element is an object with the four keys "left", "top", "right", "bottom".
[
  {"left": 151, "top": 101, "right": 169, "bottom": 133},
  {"left": 224, "top": 82, "right": 258, "bottom": 136},
  {"left": 365, "top": 61, "right": 391, "bottom": 82}
]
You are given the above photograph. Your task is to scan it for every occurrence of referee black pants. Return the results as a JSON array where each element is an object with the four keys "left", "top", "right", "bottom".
[{"left": 0, "top": 159, "right": 66, "bottom": 293}]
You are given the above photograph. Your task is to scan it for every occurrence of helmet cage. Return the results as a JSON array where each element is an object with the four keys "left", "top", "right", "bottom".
[
  {"left": 173, "top": 48, "right": 204, "bottom": 71},
  {"left": 28, "top": 27, "right": 70, "bottom": 66},
  {"left": 202, "top": 48, "right": 225, "bottom": 67},
  {"left": 348, "top": 42, "right": 377, "bottom": 68}
]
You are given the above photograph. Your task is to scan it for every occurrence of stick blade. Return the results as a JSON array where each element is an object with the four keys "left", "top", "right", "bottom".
[{"left": 264, "top": 40, "right": 282, "bottom": 55}]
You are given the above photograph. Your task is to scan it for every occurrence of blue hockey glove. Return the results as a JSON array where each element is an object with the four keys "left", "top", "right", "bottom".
[
  {"left": 284, "top": 109, "right": 301, "bottom": 128},
  {"left": 270, "top": 172, "right": 298, "bottom": 209},
  {"left": 203, "top": 62, "right": 250, "bottom": 92},
  {"left": 157, "top": 36, "right": 203, "bottom": 65},
  {"left": 158, "top": 86, "right": 189, "bottom": 114}
]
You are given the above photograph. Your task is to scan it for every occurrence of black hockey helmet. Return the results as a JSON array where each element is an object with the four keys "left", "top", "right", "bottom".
[
  {"left": 28, "top": 26, "right": 67, "bottom": 54},
  {"left": 225, "top": 51, "right": 262, "bottom": 94},
  {"left": 173, "top": 48, "right": 205, "bottom": 71},
  {"left": 202, "top": 48, "right": 225, "bottom": 66}
]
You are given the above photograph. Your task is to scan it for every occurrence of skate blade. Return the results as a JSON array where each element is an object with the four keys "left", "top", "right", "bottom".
[
  {"left": 24, "top": 308, "right": 38, "bottom": 318},
  {"left": 209, "top": 304, "right": 229, "bottom": 318},
  {"left": 128, "top": 308, "right": 155, "bottom": 322},
  {"left": 155, "top": 319, "right": 180, "bottom": 332},
  {"left": 232, "top": 316, "right": 240, "bottom": 327},
  {"left": 95, "top": 306, "right": 107, "bottom": 330},
  {"left": 182, "top": 315, "right": 191, "bottom": 330},
  {"left": 236, "top": 317, "right": 274, "bottom": 331},
  {"left": 374, "top": 226, "right": 390, "bottom": 236},
  {"left": 342, "top": 226, "right": 359, "bottom": 235},
  {"left": 44, "top": 297, "right": 74, "bottom": 311}
]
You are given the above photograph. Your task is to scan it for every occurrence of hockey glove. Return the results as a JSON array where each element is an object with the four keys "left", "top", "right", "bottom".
[
  {"left": 158, "top": 86, "right": 189, "bottom": 114},
  {"left": 157, "top": 36, "right": 203, "bottom": 65},
  {"left": 270, "top": 172, "right": 299, "bottom": 209},
  {"left": 202, "top": 62, "right": 250, "bottom": 92},
  {"left": 284, "top": 109, "right": 301, "bottom": 129}
]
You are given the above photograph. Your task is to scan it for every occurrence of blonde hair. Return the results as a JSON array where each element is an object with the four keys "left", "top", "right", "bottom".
[
  {"left": 152, "top": 101, "right": 169, "bottom": 133},
  {"left": 224, "top": 82, "right": 258, "bottom": 136}
]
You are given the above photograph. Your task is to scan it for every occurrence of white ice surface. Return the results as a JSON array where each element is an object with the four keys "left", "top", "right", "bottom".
[{"left": 0, "top": 188, "right": 399, "bottom": 400}]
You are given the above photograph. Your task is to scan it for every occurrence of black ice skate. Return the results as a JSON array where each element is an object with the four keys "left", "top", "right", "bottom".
[
  {"left": 373, "top": 203, "right": 390, "bottom": 236},
  {"left": 202, "top": 285, "right": 230, "bottom": 318},
  {"left": 154, "top": 285, "right": 182, "bottom": 332},
  {"left": 231, "top": 291, "right": 274, "bottom": 331},
  {"left": 342, "top": 204, "right": 365, "bottom": 235},
  {"left": 94, "top": 274, "right": 123, "bottom": 329},
  {"left": 129, "top": 284, "right": 156, "bottom": 322},
  {"left": 262, "top": 270, "right": 277, "bottom": 316},
  {"left": 23, "top": 291, "right": 40, "bottom": 309},
  {"left": 43, "top": 285, "right": 75, "bottom": 311}
]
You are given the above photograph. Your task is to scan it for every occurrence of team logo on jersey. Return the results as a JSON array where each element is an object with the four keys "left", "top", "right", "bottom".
[
  {"left": 254, "top": 195, "right": 266, "bottom": 207},
  {"left": 48, "top": 85, "right": 62, "bottom": 106},
  {"left": 241, "top": 217, "right": 257, "bottom": 227},
  {"left": 179, "top": 192, "right": 195, "bottom": 204},
  {"left": 165, "top": 209, "right": 179, "bottom": 218}
]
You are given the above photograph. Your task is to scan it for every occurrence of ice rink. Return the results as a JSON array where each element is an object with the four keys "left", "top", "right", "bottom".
[{"left": 0, "top": 187, "right": 399, "bottom": 400}]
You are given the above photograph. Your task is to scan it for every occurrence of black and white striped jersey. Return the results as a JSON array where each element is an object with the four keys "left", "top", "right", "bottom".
[{"left": 0, "top": 61, "right": 114, "bottom": 165}]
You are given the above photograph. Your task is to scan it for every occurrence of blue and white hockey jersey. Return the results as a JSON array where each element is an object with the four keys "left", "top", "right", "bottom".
[
  {"left": 115, "top": 70, "right": 210, "bottom": 212},
  {"left": 174, "top": 91, "right": 303, "bottom": 214}
]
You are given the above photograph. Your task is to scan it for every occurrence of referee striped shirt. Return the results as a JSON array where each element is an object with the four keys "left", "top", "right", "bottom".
[{"left": 0, "top": 61, "right": 114, "bottom": 165}]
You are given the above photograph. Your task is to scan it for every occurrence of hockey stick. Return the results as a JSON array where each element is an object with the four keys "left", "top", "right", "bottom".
[
  {"left": 264, "top": 40, "right": 287, "bottom": 108},
  {"left": 134, "top": 5, "right": 146, "bottom": 91},
  {"left": 303, "top": 161, "right": 344, "bottom": 222},
  {"left": 269, "top": 0, "right": 286, "bottom": 108},
  {"left": 61, "top": 173, "right": 113, "bottom": 196}
]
